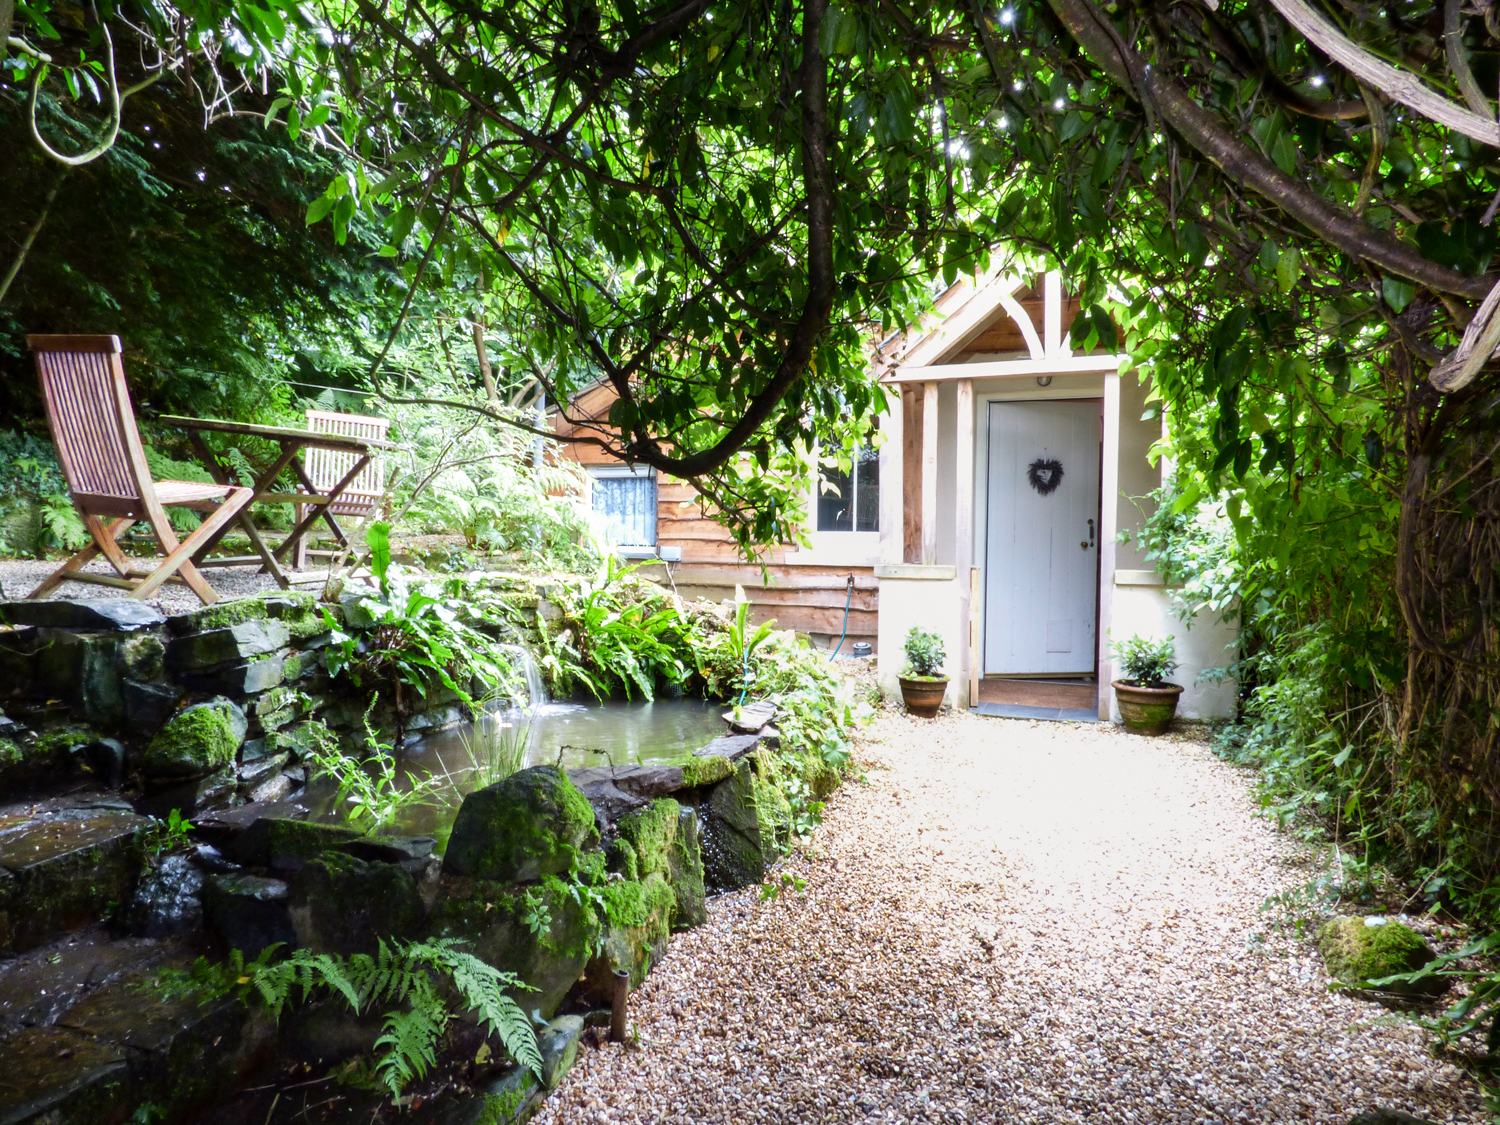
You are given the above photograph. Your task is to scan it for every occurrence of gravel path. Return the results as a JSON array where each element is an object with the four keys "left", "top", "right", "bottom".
[
  {"left": 0, "top": 558, "right": 304, "bottom": 614},
  {"left": 536, "top": 709, "right": 1486, "bottom": 1124}
]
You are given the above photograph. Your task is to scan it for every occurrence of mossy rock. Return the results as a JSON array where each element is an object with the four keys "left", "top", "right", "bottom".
[
  {"left": 167, "top": 595, "right": 271, "bottom": 635},
  {"left": 225, "top": 817, "right": 362, "bottom": 872},
  {"left": 616, "top": 798, "right": 680, "bottom": 880},
  {"left": 427, "top": 876, "right": 601, "bottom": 1019},
  {"left": 667, "top": 806, "right": 707, "bottom": 930},
  {"left": 0, "top": 726, "right": 94, "bottom": 792},
  {"left": 679, "top": 754, "right": 734, "bottom": 788},
  {"left": 144, "top": 697, "right": 247, "bottom": 779},
  {"left": 700, "top": 755, "right": 790, "bottom": 891},
  {"left": 288, "top": 850, "right": 425, "bottom": 955},
  {"left": 589, "top": 873, "right": 675, "bottom": 992},
  {"left": 1316, "top": 916, "right": 1448, "bottom": 996},
  {"left": 442, "top": 766, "right": 600, "bottom": 883},
  {"left": 606, "top": 837, "right": 640, "bottom": 881}
]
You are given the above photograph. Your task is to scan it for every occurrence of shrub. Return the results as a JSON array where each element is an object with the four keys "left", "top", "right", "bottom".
[
  {"left": 903, "top": 626, "right": 945, "bottom": 678},
  {"left": 1112, "top": 633, "right": 1178, "bottom": 686}
]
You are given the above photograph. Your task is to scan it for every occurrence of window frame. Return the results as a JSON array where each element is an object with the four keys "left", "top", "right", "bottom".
[{"left": 587, "top": 463, "right": 658, "bottom": 550}]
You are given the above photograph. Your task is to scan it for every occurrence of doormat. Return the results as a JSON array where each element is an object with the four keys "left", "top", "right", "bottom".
[{"left": 973, "top": 702, "right": 1100, "bottom": 723}]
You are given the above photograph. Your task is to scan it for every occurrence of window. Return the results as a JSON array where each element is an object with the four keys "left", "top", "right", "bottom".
[
  {"left": 816, "top": 442, "right": 879, "bottom": 533},
  {"left": 590, "top": 468, "right": 656, "bottom": 546}
]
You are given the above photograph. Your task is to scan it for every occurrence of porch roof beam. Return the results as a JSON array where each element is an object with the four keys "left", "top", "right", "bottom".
[{"left": 882, "top": 354, "right": 1126, "bottom": 383}]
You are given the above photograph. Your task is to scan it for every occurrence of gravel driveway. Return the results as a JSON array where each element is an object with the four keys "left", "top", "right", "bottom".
[{"left": 536, "top": 709, "right": 1486, "bottom": 1124}]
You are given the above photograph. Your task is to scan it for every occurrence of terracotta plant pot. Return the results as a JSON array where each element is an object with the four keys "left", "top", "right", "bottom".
[
  {"left": 899, "top": 676, "right": 948, "bottom": 718},
  {"left": 1112, "top": 680, "right": 1185, "bottom": 735}
]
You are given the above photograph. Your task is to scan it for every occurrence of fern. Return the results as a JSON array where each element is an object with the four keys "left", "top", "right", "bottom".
[
  {"left": 374, "top": 1004, "right": 446, "bottom": 1097},
  {"left": 151, "top": 938, "right": 542, "bottom": 1101}
]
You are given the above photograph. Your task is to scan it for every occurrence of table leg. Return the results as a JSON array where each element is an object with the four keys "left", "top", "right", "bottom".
[
  {"left": 188, "top": 437, "right": 301, "bottom": 573},
  {"left": 275, "top": 455, "right": 369, "bottom": 563}
]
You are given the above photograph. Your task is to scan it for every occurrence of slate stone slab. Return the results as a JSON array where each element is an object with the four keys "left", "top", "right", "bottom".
[
  {"left": 135, "top": 766, "right": 238, "bottom": 820},
  {"left": 224, "top": 817, "right": 361, "bottom": 872},
  {"left": 123, "top": 679, "right": 181, "bottom": 729},
  {"left": 288, "top": 851, "right": 425, "bottom": 955},
  {"left": 203, "top": 873, "right": 295, "bottom": 956},
  {"left": 722, "top": 700, "right": 776, "bottom": 734},
  {"left": 567, "top": 764, "right": 685, "bottom": 799},
  {"left": 568, "top": 775, "right": 647, "bottom": 823},
  {"left": 0, "top": 809, "right": 150, "bottom": 955},
  {"left": 56, "top": 972, "right": 268, "bottom": 1119},
  {"left": 166, "top": 619, "right": 291, "bottom": 672},
  {"left": 0, "top": 1026, "right": 127, "bottom": 1125},
  {"left": 0, "top": 599, "right": 165, "bottom": 632},
  {"left": 692, "top": 733, "right": 763, "bottom": 763}
]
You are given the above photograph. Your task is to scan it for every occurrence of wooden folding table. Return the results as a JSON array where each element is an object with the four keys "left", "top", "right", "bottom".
[{"left": 159, "top": 416, "right": 393, "bottom": 589}]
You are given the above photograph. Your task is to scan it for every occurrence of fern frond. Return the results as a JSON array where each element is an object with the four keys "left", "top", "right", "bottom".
[
  {"left": 434, "top": 947, "right": 542, "bottom": 1079},
  {"left": 373, "top": 1003, "right": 447, "bottom": 1101}
]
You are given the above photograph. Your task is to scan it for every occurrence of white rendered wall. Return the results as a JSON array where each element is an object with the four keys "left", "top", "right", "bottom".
[
  {"left": 875, "top": 566, "right": 966, "bottom": 710},
  {"left": 1108, "top": 574, "right": 1239, "bottom": 720}
]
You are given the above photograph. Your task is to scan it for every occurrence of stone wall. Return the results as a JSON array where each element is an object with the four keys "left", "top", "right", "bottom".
[{"left": 0, "top": 592, "right": 467, "bottom": 817}]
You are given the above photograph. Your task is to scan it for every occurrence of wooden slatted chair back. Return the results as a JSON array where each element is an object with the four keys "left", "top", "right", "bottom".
[
  {"left": 305, "top": 409, "right": 389, "bottom": 517},
  {"left": 29, "top": 335, "right": 153, "bottom": 518}
]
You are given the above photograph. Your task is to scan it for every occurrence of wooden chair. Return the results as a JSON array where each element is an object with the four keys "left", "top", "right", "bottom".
[
  {"left": 293, "top": 409, "right": 390, "bottom": 568},
  {"left": 25, "top": 335, "right": 255, "bottom": 605}
]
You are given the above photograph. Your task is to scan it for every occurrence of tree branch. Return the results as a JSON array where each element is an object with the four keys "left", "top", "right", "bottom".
[
  {"left": 1049, "top": 0, "right": 1494, "bottom": 299},
  {"left": 1263, "top": 0, "right": 1500, "bottom": 146}
]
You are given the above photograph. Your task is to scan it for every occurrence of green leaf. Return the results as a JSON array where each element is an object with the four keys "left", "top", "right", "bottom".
[
  {"left": 1271, "top": 132, "right": 1299, "bottom": 175},
  {"left": 366, "top": 521, "right": 392, "bottom": 589},
  {"left": 1382, "top": 275, "right": 1414, "bottom": 313},
  {"left": 1180, "top": 222, "right": 1209, "bottom": 268},
  {"left": 305, "top": 196, "right": 336, "bottom": 225},
  {"left": 1276, "top": 246, "right": 1301, "bottom": 294}
]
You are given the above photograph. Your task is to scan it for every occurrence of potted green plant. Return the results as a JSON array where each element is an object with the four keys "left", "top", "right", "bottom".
[
  {"left": 1110, "top": 634, "right": 1184, "bottom": 735},
  {"left": 899, "top": 626, "right": 948, "bottom": 718}
]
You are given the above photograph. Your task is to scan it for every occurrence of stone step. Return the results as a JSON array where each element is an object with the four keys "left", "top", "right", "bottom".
[
  {"left": 0, "top": 925, "right": 167, "bottom": 1041},
  {"left": 0, "top": 796, "right": 151, "bottom": 956},
  {"left": 0, "top": 968, "right": 272, "bottom": 1125}
]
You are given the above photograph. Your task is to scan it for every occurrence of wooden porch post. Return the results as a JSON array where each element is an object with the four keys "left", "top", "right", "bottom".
[
  {"left": 921, "top": 381, "right": 939, "bottom": 565},
  {"left": 954, "top": 379, "right": 975, "bottom": 701},
  {"left": 1098, "top": 372, "right": 1121, "bottom": 720}
]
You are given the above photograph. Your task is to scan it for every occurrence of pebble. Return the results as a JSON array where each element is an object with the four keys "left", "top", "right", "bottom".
[{"left": 534, "top": 707, "right": 1487, "bottom": 1125}]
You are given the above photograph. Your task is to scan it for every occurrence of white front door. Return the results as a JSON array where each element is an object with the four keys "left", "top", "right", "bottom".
[{"left": 983, "top": 400, "right": 1101, "bottom": 675}]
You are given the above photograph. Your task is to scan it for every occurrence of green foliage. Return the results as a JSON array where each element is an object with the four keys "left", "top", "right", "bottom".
[
  {"left": 1111, "top": 634, "right": 1178, "bottom": 687},
  {"left": 155, "top": 938, "right": 541, "bottom": 1101},
  {"left": 142, "top": 809, "right": 194, "bottom": 858},
  {"left": 543, "top": 558, "right": 688, "bottom": 701},
  {"left": 325, "top": 527, "right": 518, "bottom": 730},
  {"left": 903, "top": 627, "right": 945, "bottom": 679},
  {"left": 302, "top": 704, "right": 442, "bottom": 833},
  {"left": 517, "top": 886, "right": 553, "bottom": 940}
]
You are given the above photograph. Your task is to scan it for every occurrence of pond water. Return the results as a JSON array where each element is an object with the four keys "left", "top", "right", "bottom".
[{"left": 306, "top": 698, "right": 728, "bottom": 842}]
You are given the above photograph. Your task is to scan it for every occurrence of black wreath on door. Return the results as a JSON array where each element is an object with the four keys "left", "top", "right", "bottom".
[{"left": 1027, "top": 457, "right": 1064, "bottom": 496}]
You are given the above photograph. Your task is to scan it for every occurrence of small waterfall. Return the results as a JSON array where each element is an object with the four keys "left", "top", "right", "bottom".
[{"left": 499, "top": 644, "right": 547, "bottom": 711}]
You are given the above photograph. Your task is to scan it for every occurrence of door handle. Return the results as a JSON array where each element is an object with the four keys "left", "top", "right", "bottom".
[{"left": 1081, "top": 518, "right": 1095, "bottom": 550}]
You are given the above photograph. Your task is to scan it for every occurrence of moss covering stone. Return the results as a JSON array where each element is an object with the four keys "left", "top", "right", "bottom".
[
  {"left": 606, "top": 837, "right": 640, "bottom": 881},
  {"left": 593, "top": 872, "right": 676, "bottom": 988},
  {"left": 168, "top": 596, "right": 270, "bottom": 636},
  {"left": 442, "top": 765, "right": 600, "bottom": 883},
  {"left": 678, "top": 754, "right": 733, "bottom": 788},
  {"left": 288, "top": 850, "right": 425, "bottom": 954},
  {"left": 667, "top": 806, "right": 708, "bottom": 930},
  {"left": 0, "top": 726, "right": 96, "bottom": 791},
  {"left": 616, "top": 798, "right": 680, "bottom": 879},
  {"left": 427, "top": 877, "right": 601, "bottom": 1018},
  {"left": 144, "top": 698, "right": 245, "bottom": 779},
  {"left": 1316, "top": 916, "right": 1448, "bottom": 996}
]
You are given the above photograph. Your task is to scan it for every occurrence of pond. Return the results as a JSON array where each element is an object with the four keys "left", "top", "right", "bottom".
[{"left": 306, "top": 698, "right": 729, "bottom": 841}]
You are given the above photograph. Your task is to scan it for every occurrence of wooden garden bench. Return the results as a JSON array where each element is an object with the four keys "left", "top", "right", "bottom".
[{"left": 25, "top": 334, "right": 255, "bottom": 605}]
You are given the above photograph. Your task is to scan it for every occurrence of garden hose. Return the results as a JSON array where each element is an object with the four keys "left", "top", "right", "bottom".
[{"left": 827, "top": 574, "right": 855, "bottom": 662}]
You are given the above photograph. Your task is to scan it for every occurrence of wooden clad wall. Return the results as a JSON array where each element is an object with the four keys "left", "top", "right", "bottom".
[{"left": 552, "top": 394, "right": 880, "bottom": 649}]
